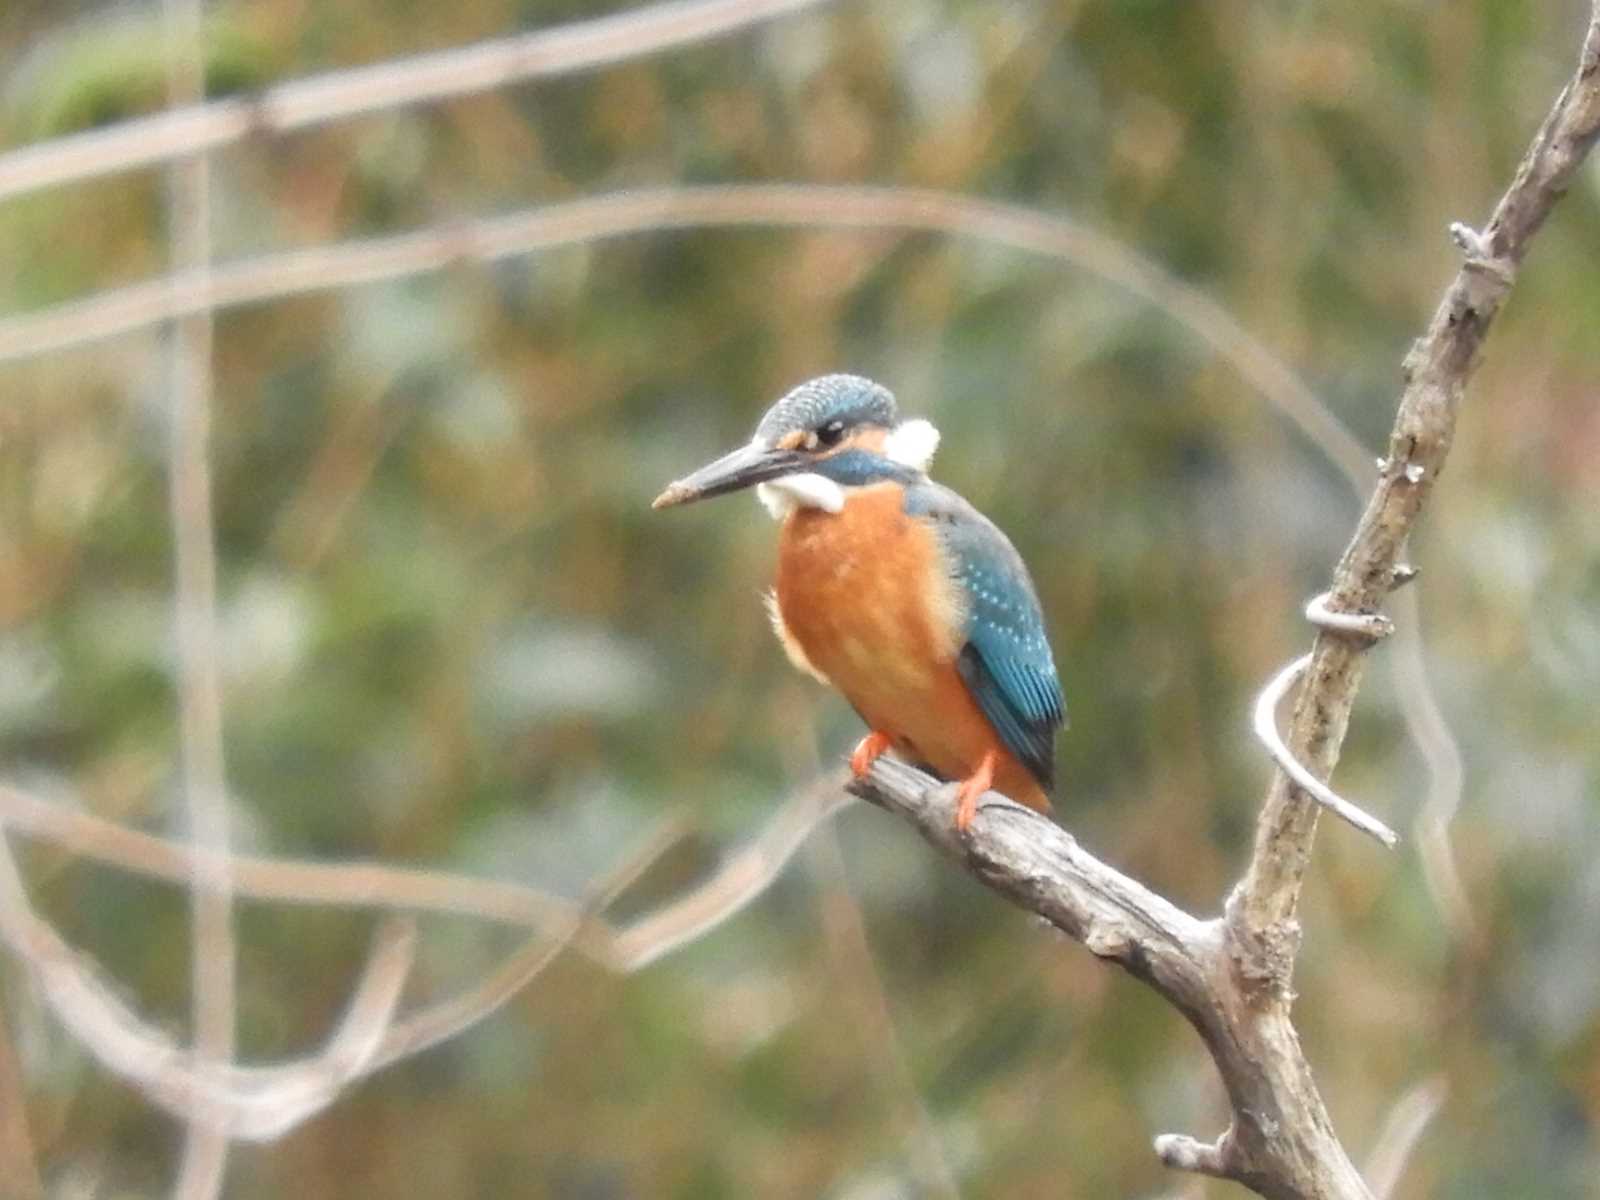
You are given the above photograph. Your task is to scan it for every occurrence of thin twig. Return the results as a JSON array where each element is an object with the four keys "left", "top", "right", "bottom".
[
  {"left": 1231, "top": 1, "right": 1600, "bottom": 970},
  {"left": 598, "top": 779, "right": 851, "bottom": 971},
  {"left": 0, "top": 779, "right": 845, "bottom": 973},
  {"left": 0, "top": 784, "right": 582, "bottom": 929},
  {"left": 0, "top": 0, "right": 830, "bottom": 206},
  {"left": 0, "top": 861, "right": 415, "bottom": 1141},
  {"left": 162, "top": 1, "right": 234, "bottom": 1194},
  {"left": 360, "top": 810, "right": 687, "bottom": 1072},
  {"left": 0, "top": 171, "right": 1478, "bottom": 935},
  {"left": 1364, "top": 1077, "right": 1446, "bottom": 1200},
  {"left": 0, "top": 777, "right": 847, "bottom": 1142},
  {"left": 807, "top": 825, "right": 962, "bottom": 1199},
  {"left": 0, "top": 184, "right": 1362, "bottom": 485},
  {"left": 1388, "top": 586, "right": 1476, "bottom": 942}
]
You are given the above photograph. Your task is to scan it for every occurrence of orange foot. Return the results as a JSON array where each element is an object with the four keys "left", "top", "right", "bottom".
[
  {"left": 953, "top": 750, "right": 998, "bottom": 833},
  {"left": 850, "top": 730, "right": 893, "bottom": 777}
]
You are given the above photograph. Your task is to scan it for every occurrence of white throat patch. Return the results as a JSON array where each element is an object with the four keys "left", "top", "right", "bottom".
[
  {"left": 884, "top": 418, "right": 940, "bottom": 470},
  {"left": 756, "top": 473, "right": 845, "bottom": 520}
]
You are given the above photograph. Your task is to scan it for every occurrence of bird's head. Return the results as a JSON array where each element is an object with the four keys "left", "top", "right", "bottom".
[{"left": 652, "top": 374, "right": 939, "bottom": 516}]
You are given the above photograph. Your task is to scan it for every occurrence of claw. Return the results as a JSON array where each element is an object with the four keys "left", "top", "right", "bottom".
[
  {"left": 953, "top": 750, "right": 998, "bottom": 833},
  {"left": 850, "top": 731, "right": 893, "bottom": 778}
]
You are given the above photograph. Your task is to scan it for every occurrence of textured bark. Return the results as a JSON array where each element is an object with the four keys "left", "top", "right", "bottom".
[{"left": 855, "top": 9, "right": 1600, "bottom": 1197}]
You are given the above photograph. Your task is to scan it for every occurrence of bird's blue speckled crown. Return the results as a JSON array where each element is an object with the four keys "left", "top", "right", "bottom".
[{"left": 755, "top": 374, "right": 898, "bottom": 443}]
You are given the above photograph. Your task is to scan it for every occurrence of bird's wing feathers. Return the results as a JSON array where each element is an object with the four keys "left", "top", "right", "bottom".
[{"left": 904, "top": 482, "right": 1066, "bottom": 790}]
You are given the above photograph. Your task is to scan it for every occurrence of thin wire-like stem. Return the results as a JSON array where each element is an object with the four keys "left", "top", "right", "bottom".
[
  {"left": 0, "top": 176, "right": 1476, "bottom": 939},
  {"left": 808, "top": 825, "right": 962, "bottom": 1200},
  {"left": 0, "top": 184, "right": 1366, "bottom": 482},
  {"left": 1364, "top": 1077, "right": 1447, "bottom": 1200},
  {"left": 1252, "top": 655, "right": 1397, "bottom": 847},
  {"left": 0, "top": 0, "right": 829, "bottom": 206},
  {"left": 1389, "top": 585, "right": 1476, "bottom": 941},
  {"left": 0, "top": 779, "right": 847, "bottom": 973},
  {"left": 162, "top": 3, "right": 234, "bottom": 1194}
]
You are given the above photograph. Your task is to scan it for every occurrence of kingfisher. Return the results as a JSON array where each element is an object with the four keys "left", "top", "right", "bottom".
[{"left": 653, "top": 374, "right": 1065, "bottom": 832}]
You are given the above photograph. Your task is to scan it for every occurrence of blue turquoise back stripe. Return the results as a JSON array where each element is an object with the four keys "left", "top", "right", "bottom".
[{"left": 903, "top": 480, "right": 1066, "bottom": 789}]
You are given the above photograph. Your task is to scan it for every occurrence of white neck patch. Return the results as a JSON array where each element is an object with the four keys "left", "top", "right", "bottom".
[
  {"left": 884, "top": 418, "right": 940, "bottom": 470},
  {"left": 756, "top": 473, "right": 845, "bottom": 520}
]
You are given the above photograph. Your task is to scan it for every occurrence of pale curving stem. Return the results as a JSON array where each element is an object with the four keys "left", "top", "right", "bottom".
[
  {"left": 0, "top": 0, "right": 831, "bottom": 206},
  {"left": 0, "top": 185, "right": 1364, "bottom": 488},
  {"left": 1253, "top": 656, "right": 1397, "bottom": 849},
  {"left": 161, "top": 1, "right": 234, "bottom": 1195},
  {"left": 1247, "top": 590, "right": 1401, "bottom": 850}
]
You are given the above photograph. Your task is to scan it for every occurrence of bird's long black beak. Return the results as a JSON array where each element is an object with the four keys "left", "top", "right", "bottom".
[{"left": 652, "top": 442, "right": 806, "bottom": 509}]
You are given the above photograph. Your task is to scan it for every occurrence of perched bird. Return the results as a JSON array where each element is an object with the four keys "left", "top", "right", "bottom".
[{"left": 653, "top": 374, "right": 1065, "bottom": 831}]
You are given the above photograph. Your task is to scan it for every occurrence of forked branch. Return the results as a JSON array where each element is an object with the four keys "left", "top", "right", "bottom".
[
  {"left": 0, "top": 6, "right": 1593, "bottom": 1197},
  {"left": 859, "top": 8, "right": 1600, "bottom": 1197}
]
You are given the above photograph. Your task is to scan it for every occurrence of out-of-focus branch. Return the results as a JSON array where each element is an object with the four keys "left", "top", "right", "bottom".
[
  {"left": 0, "top": 184, "right": 1366, "bottom": 484},
  {"left": 0, "top": 175, "right": 1478, "bottom": 936},
  {"left": 807, "top": 825, "right": 961, "bottom": 1200},
  {"left": 0, "top": 778, "right": 846, "bottom": 1139},
  {"left": 1364, "top": 1077, "right": 1447, "bottom": 1200},
  {"left": 162, "top": 2, "right": 234, "bottom": 1194},
  {"left": 0, "top": 6, "right": 1587, "bottom": 1194},
  {"left": 0, "top": 0, "right": 829, "bottom": 206},
  {"left": 0, "top": 828, "right": 417, "bottom": 1142},
  {"left": 0, "top": 780, "right": 842, "bottom": 972}
]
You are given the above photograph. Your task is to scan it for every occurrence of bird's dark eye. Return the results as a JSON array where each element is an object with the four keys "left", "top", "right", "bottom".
[{"left": 816, "top": 419, "right": 847, "bottom": 447}]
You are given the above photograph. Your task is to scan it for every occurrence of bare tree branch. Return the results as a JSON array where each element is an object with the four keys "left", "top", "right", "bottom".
[
  {"left": 0, "top": 184, "right": 1366, "bottom": 486},
  {"left": 0, "top": 6, "right": 1591, "bottom": 1193},
  {"left": 0, "top": 827, "right": 413, "bottom": 1140},
  {"left": 161, "top": 2, "right": 235, "bottom": 1193},
  {"left": 0, "top": 777, "right": 847, "bottom": 1141},
  {"left": 0, "top": 0, "right": 829, "bottom": 206},
  {"left": 0, "top": 176, "right": 1478, "bottom": 940},
  {"left": 1229, "top": 3, "right": 1600, "bottom": 969},
  {"left": 0, "top": 780, "right": 844, "bottom": 972},
  {"left": 852, "top": 10, "right": 1600, "bottom": 1196},
  {"left": 1388, "top": 586, "right": 1476, "bottom": 943}
]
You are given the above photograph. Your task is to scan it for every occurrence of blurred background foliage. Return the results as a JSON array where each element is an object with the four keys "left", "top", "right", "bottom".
[{"left": 1, "top": 0, "right": 1598, "bottom": 1196}]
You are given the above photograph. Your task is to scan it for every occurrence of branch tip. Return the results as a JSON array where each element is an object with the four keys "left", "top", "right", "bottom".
[
  {"left": 1448, "top": 220, "right": 1514, "bottom": 283},
  {"left": 1154, "top": 1132, "right": 1231, "bottom": 1178}
]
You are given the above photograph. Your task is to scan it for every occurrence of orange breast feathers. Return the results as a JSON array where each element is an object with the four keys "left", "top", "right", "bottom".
[{"left": 769, "top": 482, "right": 1051, "bottom": 813}]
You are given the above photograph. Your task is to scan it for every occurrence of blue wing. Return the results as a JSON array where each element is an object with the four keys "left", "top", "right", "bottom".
[{"left": 904, "top": 482, "right": 1066, "bottom": 790}]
